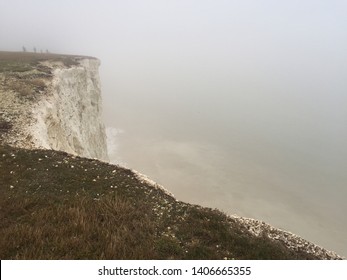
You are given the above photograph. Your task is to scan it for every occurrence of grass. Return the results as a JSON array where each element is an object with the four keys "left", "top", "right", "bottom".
[
  {"left": 0, "top": 51, "right": 92, "bottom": 73},
  {"left": 1, "top": 193, "right": 156, "bottom": 259},
  {"left": 0, "top": 51, "right": 85, "bottom": 101},
  {"left": 0, "top": 145, "right": 328, "bottom": 260},
  {"left": 0, "top": 51, "right": 99, "bottom": 102}
]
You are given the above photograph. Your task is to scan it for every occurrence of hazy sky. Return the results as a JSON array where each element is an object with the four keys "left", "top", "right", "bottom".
[
  {"left": 1, "top": 1, "right": 346, "bottom": 116},
  {"left": 2, "top": 1, "right": 345, "bottom": 142},
  {"left": 1, "top": 1, "right": 347, "bottom": 255}
]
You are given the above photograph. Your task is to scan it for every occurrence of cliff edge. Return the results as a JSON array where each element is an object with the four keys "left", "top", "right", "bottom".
[
  {"left": 0, "top": 51, "right": 344, "bottom": 260},
  {"left": 0, "top": 51, "right": 108, "bottom": 160}
]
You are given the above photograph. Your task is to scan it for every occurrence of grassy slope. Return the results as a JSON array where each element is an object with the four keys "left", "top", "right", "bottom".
[
  {"left": 0, "top": 145, "right": 319, "bottom": 260},
  {"left": 0, "top": 51, "right": 336, "bottom": 260}
]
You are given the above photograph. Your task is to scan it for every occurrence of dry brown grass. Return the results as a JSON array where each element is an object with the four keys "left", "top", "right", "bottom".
[
  {"left": 2, "top": 76, "right": 47, "bottom": 101},
  {"left": 29, "top": 78, "right": 46, "bottom": 89},
  {"left": 0, "top": 51, "right": 87, "bottom": 102},
  {"left": 0, "top": 193, "right": 157, "bottom": 259},
  {"left": 0, "top": 51, "right": 93, "bottom": 72},
  {"left": 9, "top": 82, "right": 33, "bottom": 97}
]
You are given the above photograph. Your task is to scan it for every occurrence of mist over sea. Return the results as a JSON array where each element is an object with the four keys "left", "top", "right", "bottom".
[
  {"left": 95, "top": 0, "right": 347, "bottom": 259},
  {"left": 104, "top": 82, "right": 347, "bottom": 257}
]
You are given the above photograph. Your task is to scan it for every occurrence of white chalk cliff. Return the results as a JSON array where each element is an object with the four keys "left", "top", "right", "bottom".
[{"left": 0, "top": 56, "right": 108, "bottom": 161}]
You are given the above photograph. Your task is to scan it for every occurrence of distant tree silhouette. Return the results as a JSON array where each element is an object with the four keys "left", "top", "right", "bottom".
[
  {"left": 22, "top": 46, "right": 26, "bottom": 52},
  {"left": 33, "top": 47, "right": 37, "bottom": 53}
]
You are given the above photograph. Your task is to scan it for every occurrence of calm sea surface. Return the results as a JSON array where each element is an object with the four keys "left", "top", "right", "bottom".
[{"left": 104, "top": 87, "right": 347, "bottom": 257}]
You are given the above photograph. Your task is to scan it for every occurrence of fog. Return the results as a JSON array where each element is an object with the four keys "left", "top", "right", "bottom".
[{"left": 1, "top": 0, "right": 346, "bottom": 256}]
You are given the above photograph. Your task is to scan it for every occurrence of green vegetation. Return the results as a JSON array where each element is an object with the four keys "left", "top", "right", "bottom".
[{"left": 0, "top": 145, "right": 321, "bottom": 260}]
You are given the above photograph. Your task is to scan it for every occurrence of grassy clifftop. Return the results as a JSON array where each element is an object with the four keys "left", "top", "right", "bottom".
[
  {"left": 0, "top": 51, "right": 96, "bottom": 148},
  {"left": 0, "top": 145, "right": 339, "bottom": 260},
  {"left": 0, "top": 51, "right": 93, "bottom": 72}
]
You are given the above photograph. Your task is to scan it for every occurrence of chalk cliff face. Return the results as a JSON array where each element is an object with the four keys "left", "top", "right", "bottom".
[
  {"left": 0, "top": 54, "right": 108, "bottom": 161},
  {"left": 32, "top": 59, "right": 108, "bottom": 160}
]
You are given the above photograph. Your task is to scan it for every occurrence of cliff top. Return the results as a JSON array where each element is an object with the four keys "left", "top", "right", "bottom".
[
  {"left": 0, "top": 51, "right": 105, "bottom": 159},
  {"left": 0, "top": 51, "right": 97, "bottom": 71}
]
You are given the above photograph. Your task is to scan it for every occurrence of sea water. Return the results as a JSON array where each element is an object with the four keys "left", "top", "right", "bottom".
[{"left": 104, "top": 85, "right": 347, "bottom": 257}]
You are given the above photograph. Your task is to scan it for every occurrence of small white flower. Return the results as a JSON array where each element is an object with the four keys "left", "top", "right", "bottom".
[{"left": 10, "top": 185, "right": 14, "bottom": 189}]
